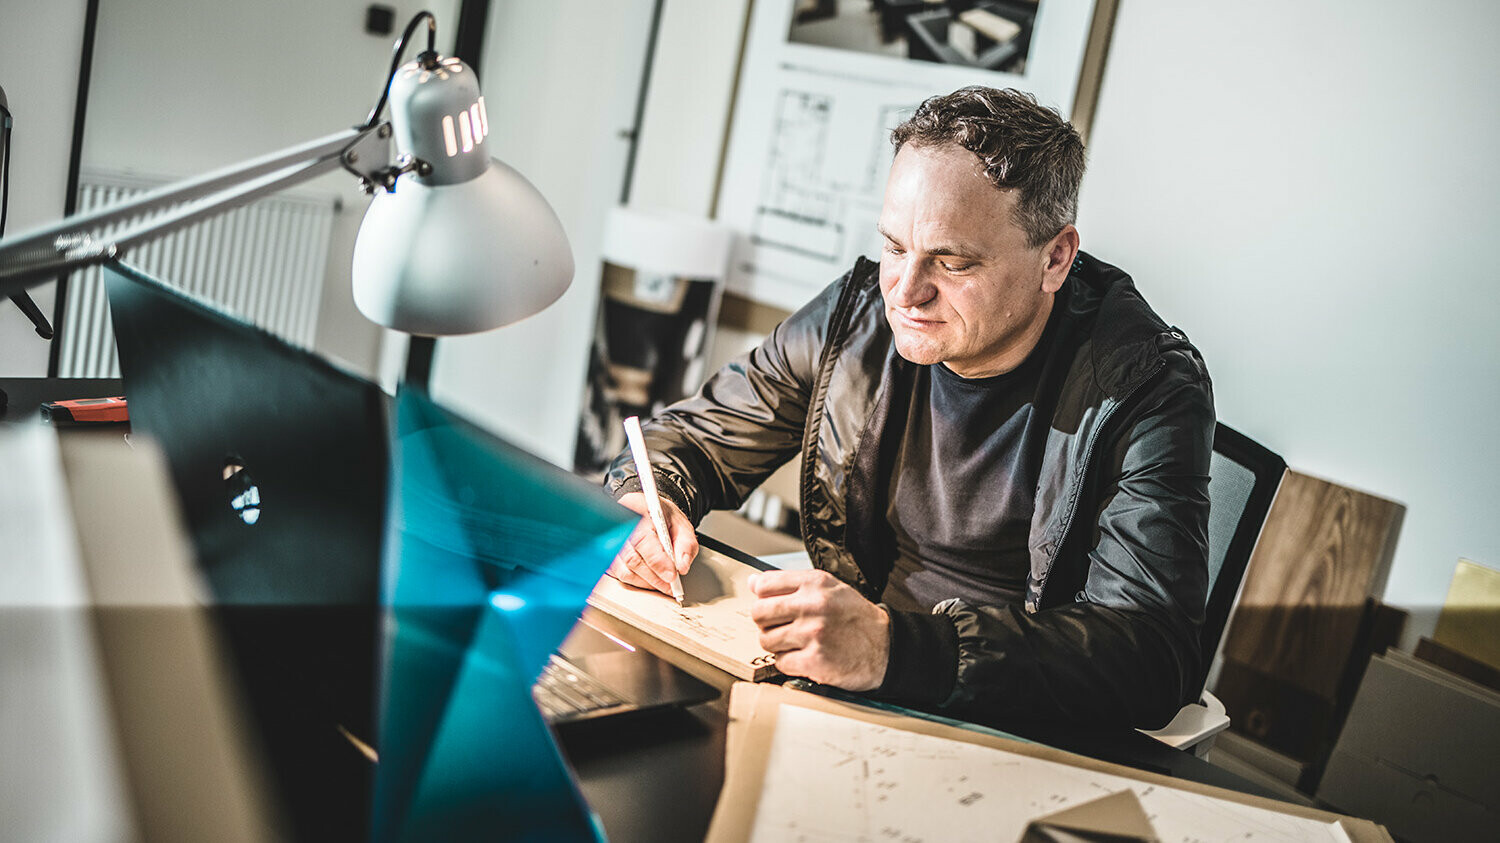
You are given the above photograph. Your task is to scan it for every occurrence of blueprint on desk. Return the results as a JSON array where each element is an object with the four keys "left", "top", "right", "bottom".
[{"left": 748, "top": 705, "right": 1354, "bottom": 843}]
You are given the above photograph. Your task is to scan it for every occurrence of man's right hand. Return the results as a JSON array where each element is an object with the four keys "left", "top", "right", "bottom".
[{"left": 606, "top": 492, "right": 699, "bottom": 597}]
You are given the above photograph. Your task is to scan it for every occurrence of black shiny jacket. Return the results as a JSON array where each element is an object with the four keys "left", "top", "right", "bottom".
[{"left": 607, "top": 252, "right": 1214, "bottom": 729}]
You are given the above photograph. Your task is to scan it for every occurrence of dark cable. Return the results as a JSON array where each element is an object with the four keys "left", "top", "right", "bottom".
[
  {"left": 362, "top": 11, "right": 438, "bottom": 129},
  {"left": 1, "top": 99, "right": 11, "bottom": 239},
  {"left": 1, "top": 94, "right": 55, "bottom": 339},
  {"left": 1, "top": 96, "right": 54, "bottom": 336}
]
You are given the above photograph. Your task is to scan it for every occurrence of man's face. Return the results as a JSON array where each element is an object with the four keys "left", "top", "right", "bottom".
[{"left": 877, "top": 143, "right": 1071, "bottom": 379}]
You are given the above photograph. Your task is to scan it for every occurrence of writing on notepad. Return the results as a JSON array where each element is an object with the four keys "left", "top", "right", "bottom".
[{"left": 588, "top": 546, "right": 779, "bottom": 681}]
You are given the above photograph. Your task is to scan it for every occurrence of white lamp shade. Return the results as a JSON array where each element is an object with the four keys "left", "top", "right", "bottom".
[{"left": 351, "top": 157, "right": 574, "bottom": 336}]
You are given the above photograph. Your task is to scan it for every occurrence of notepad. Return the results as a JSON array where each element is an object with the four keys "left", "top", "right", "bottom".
[{"left": 587, "top": 546, "right": 779, "bottom": 681}]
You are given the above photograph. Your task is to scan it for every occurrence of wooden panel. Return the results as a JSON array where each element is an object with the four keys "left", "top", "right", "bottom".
[
  {"left": 1215, "top": 659, "right": 1337, "bottom": 763},
  {"left": 1220, "top": 470, "right": 1404, "bottom": 702},
  {"left": 1220, "top": 599, "right": 1406, "bottom": 767}
]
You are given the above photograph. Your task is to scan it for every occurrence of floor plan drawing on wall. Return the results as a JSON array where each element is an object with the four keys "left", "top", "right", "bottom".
[{"left": 743, "top": 88, "right": 908, "bottom": 300}]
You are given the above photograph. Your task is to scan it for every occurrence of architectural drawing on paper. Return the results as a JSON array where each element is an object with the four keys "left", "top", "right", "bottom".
[{"left": 747, "top": 706, "right": 1354, "bottom": 843}]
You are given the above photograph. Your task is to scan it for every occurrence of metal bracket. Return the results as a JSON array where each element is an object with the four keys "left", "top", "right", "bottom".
[
  {"left": 346, "top": 124, "right": 431, "bottom": 195},
  {"left": 342, "top": 122, "right": 398, "bottom": 193}
]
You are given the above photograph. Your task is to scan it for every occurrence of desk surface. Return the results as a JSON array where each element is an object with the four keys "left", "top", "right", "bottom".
[
  {"left": 562, "top": 545, "right": 1283, "bottom": 843},
  {"left": 560, "top": 609, "right": 735, "bottom": 842}
]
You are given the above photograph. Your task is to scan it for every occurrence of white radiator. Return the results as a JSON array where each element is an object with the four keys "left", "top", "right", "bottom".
[{"left": 57, "top": 170, "right": 338, "bottom": 377}]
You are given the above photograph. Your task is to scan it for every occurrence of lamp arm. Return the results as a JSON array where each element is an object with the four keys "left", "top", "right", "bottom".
[{"left": 0, "top": 121, "right": 392, "bottom": 293}]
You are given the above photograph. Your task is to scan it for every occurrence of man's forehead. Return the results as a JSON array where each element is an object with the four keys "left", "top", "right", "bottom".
[
  {"left": 893, "top": 141, "right": 992, "bottom": 179},
  {"left": 881, "top": 145, "right": 1018, "bottom": 237},
  {"left": 886, "top": 145, "right": 1012, "bottom": 203}
]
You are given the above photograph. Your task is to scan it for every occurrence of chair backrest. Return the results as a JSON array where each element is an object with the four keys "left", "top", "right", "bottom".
[{"left": 1198, "top": 422, "right": 1286, "bottom": 689}]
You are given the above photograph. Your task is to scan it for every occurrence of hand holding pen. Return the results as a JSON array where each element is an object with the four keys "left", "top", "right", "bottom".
[{"left": 605, "top": 416, "right": 698, "bottom": 603}]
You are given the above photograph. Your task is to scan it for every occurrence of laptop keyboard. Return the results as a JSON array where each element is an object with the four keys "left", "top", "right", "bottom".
[{"left": 533, "top": 654, "right": 627, "bottom": 722}]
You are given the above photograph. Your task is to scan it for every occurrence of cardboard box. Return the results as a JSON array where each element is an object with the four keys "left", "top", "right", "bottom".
[{"left": 1316, "top": 650, "right": 1499, "bottom": 842}]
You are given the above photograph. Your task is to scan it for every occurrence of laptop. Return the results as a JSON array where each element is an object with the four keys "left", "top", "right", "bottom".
[{"left": 102, "top": 261, "right": 716, "bottom": 836}]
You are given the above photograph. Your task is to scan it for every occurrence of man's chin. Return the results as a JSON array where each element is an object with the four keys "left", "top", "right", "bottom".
[{"left": 892, "top": 338, "right": 944, "bottom": 367}]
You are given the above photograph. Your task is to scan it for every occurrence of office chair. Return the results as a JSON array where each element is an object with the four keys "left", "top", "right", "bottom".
[{"left": 1141, "top": 422, "right": 1287, "bottom": 757}]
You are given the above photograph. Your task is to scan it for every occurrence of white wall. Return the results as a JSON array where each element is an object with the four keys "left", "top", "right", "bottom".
[
  {"left": 0, "top": 0, "right": 87, "bottom": 375},
  {"left": 1075, "top": 0, "right": 1500, "bottom": 641},
  {"left": 425, "top": 0, "right": 655, "bottom": 465},
  {"left": 630, "top": 0, "right": 751, "bottom": 218}
]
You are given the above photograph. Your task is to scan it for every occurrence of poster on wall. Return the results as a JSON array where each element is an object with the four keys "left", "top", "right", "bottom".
[{"left": 715, "top": 0, "right": 1109, "bottom": 312}]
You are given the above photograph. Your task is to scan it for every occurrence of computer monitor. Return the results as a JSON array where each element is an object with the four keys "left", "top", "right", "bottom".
[{"left": 104, "top": 261, "right": 635, "bottom": 840}]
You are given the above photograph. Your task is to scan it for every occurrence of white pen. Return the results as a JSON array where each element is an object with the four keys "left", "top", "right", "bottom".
[{"left": 623, "top": 415, "right": 686, "bottom": 605}]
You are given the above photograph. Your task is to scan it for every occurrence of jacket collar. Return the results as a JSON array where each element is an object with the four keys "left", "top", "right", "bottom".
[{"left": 1068, "top": 251, "right": 1177, "bottom": 401}]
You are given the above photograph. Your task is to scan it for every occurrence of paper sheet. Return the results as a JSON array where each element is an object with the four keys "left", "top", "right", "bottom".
[{"left": 749, "top": 706, "right": 1353, "bottom": 843}]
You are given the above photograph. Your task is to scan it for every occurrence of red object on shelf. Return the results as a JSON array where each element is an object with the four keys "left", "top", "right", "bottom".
[{"left": 41, "top": 395, "right": 129, "bottom": 423}]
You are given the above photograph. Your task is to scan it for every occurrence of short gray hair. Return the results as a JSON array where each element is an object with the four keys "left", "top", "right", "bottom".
[{"left": 892, "top": 87, "right": 1085, "bottom": 247}]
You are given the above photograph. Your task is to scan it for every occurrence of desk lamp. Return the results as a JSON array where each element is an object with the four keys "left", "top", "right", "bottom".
[{"left": 0, "top": 12, "right": 574, "bottom": 339}]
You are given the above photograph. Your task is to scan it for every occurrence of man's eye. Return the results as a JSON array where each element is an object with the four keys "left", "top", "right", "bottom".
[
  {"left": 884, "top": 243, "right": 904, "bottom": 255},
  {"left": 941, "top": 261, "right": 973, "bottom": 272}
]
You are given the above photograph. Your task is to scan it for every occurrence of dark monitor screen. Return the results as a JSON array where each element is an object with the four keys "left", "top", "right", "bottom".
[{"left": 105, "top": 261, "right": 387, "bottom": 839}]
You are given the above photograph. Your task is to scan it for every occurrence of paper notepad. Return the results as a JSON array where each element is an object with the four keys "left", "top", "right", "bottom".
[{"left": 587, "top": 546, "right": 779, "bottom": 681}]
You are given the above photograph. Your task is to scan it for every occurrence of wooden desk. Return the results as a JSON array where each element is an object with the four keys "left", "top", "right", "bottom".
[{"left": 557, "top": 532, "right": 1286, "bottom": 843}]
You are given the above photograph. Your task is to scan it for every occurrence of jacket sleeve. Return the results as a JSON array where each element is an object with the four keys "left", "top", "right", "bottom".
[
  {"left": 603, "top": 278, "right": 842, "bottom": 523},
  {"left": 878, "top": 359, "right": 1214, "bottom": 730}
]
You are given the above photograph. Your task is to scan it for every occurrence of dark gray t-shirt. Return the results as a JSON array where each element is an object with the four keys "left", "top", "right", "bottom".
[{"left": 882, "top": 289, "right": 1079, "bottom": 612}]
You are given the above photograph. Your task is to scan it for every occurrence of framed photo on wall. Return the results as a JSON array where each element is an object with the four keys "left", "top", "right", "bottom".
[{"left": 715, "top": 0, "right": 1117, "bottom": 312}]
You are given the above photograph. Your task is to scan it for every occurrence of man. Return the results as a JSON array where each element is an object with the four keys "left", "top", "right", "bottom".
[{"left": 605, "top": 87, "right": 1213, "bottom": 729}]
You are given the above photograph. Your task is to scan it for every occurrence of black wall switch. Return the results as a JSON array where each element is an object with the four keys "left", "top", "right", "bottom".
[{"left": 365, "top": 4, "right": 396, "bottom": 36}]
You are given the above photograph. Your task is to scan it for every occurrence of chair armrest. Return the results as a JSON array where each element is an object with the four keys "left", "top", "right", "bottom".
[{"left": 1139, "top": 690, "right": 1231, "bottom": 756}]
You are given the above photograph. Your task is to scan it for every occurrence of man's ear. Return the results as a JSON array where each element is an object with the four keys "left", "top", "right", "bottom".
[{"left": 1040, "top": 225, "right": 1080, "bottom": 294}]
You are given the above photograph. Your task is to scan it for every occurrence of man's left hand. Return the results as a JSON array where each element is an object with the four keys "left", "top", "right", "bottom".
[{"left": 748, "top": 569, "right": 890, "bottom": 692}]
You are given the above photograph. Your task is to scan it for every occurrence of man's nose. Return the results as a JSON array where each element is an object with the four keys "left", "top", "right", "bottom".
[{"left": 888, "top": 260, "right": 936, "bottom": 309}]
